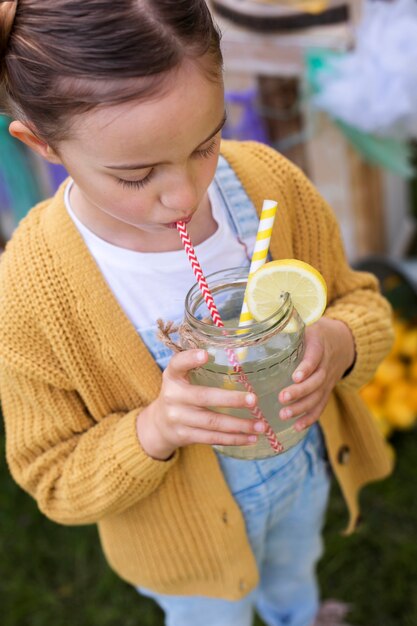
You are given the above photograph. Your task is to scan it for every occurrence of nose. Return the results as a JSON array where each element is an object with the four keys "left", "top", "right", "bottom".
[{"left": 160, "top": 166, "right": 199, "bottom": 213}]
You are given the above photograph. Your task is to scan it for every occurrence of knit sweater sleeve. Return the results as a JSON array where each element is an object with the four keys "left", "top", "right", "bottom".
[
  {"left": 0, "top": 212, "right": 179, "bottom": 526},
  {"left": 220, "top": 141, "right": 394, "bottom": 390},
  {"left": 0, "top": 364, "right": 178, "bottom": 525},
  {"left": 287, "top": 159, "right": 395, "bottom": 391},
  {"left": 322, "top": 221, "right": 394, "bottom": 390}
]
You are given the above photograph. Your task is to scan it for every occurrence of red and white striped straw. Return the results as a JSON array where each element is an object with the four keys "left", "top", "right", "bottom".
[{"left": 176, "top": 220, "right": 283, "bottom": 453}]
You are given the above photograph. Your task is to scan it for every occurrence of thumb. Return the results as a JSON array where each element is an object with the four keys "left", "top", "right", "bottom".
[{"left": 166, "top": 349, "right": 208, "bottom": 380}]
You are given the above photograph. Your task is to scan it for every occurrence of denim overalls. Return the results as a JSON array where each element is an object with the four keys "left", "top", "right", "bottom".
[{"left": 138, "top": 157, "right": 331, "bottom": 626}]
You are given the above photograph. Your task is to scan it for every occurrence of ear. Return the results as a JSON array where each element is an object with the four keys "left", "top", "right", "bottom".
[{"left": 9, "top": 120, "right": 63, "bottom": 165}]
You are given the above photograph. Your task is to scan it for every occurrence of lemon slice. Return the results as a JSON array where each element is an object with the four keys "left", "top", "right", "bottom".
[{"left": 246, "top": 259, "right": 327, "bottom": 325}]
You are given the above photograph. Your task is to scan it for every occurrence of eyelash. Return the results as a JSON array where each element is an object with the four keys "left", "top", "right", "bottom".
[
  {"left": 195, "top": 138, "right": 218, "bottom": 159},
  {"left": 116, "top": 137, "right": 218, "bottom": 190},
  {"left": 117, "top": 172, "right": 154, "bottom": 190}
]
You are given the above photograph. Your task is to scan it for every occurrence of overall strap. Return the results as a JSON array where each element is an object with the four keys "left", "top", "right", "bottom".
[
  {"left": 140, "top": 156, "right": 261, "bottom": 371},
  {"left": 213, "top": 155, "right": 260, "bottom": 259}
]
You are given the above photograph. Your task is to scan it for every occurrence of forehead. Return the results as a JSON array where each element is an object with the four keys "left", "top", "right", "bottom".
[{"left": 63, "top": 62, "right": 224, "bottom": 161}]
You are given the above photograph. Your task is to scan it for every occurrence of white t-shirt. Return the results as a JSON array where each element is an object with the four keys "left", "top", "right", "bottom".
[{"left": 64, "top": 181, "right": 250, "bottom": 339}]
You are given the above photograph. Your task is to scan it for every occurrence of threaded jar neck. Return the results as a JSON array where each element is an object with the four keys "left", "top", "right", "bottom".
[{"left": 184, "top": 267, "right": 295, "bottom": 347}]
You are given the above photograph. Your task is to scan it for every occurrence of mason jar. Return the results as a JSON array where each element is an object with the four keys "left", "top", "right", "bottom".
[{"left": 182, "top": 268, "right": 307, "bottom": 460}]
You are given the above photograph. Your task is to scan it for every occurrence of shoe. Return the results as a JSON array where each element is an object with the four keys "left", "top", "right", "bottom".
[{"left": 313, "top": 599, "right": 356, "bottom": 626}]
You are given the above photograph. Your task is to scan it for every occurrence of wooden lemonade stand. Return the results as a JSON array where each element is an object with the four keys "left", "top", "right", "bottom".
[{"left": 209, "top": 0, "right": 408, "bottom": 262}]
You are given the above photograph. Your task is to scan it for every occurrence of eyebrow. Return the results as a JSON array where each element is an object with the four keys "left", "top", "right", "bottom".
[{"left": 104, "top": 111, "right": 227, "bottom": 171}]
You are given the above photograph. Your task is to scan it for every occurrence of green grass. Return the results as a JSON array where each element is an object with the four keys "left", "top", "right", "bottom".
[
  {"left": 1, "top": 420, "right": 417, "bottom": 626},
  {"left": 318, "top": 429, "right": 417, "bottom": 626}
]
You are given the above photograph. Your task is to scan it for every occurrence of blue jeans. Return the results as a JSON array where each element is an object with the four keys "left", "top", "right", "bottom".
[{"left": 139, "top": 424, "right": 331, "bottom": 626}]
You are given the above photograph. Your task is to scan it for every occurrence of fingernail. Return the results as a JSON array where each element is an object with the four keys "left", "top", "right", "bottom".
[
  {"left": 254, "top": 421, "right": 265, "bottom": 432},
  {"left": 282, "top": 391, "right": 291, "bottom": 402},
  {"left": 196, "top": 351, "right": 206, "bottom": 362},
  {"left": 295, "top": 421, "right": 305, "bottom": 432},
  {"left": 246, "top": 393, "right": 256, "bottom": 406},
  {"left": 248, "top": 435, "right": 258, "bottom": 443},
  {"left": 294, "top": 370, "right": 304, "bottom": 382},
  {"left": 280, "top": 408, "right": 292, "bottom": 420}
]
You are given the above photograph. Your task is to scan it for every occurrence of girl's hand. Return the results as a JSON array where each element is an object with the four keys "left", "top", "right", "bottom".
[
  {"left": 278, "top": 317, "right": 355, "bottom": 432},
  {"left": 136, "top": 349, "right": 265, "bottom": 460}
]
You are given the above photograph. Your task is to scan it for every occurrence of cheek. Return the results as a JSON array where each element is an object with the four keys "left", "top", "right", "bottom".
[
  {"left": 104, "top": 190, "right": 153, "bottom": 219},
  {"left": 198, "top": 153, "right": 220, "bottom": 187},
  {"left": 101, "top": 175, "right": 154, "bottom": 208}
]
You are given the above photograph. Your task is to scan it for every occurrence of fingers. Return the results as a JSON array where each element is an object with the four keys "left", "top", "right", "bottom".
[
  {"left": 279, "top": 387, "right": 322, "bottom": 421},
  {"left": 181, "top": 383, "right": 257, "bottom": 411},
  {"left": 279, "top": 367, "right": 326, "bottom": 406},
  {"left": 159, "top": 349, "right": 266, "bottom": 449},
  {"left": 166, "top": 349, "right": 208, "bottom": 379},
  {"left": 163, "top": 406, "right": 263, "bottom": 448},
  {"left": 165, "top": 350, "right": 258, "bottom": 411},
  {"left": 280, "top": 387, "right": 327, "bottom": 433},
  {"left": 175, "top": 407, "right": 266, "bottom": 436},
  {"left": 291, "top": 326, "right": 324, "bottom": 383},
  {"left": 279, "top": 367, "right": 328, "bottom": 431},
  {"left": 278, "top": 322, "right": 342, "bottom": 432},
  {"left": 176, "top": 426, "right": 258, "bottom": 448},
  {"left": 292, "top": 400, "right": 328, "bottom": 432}
]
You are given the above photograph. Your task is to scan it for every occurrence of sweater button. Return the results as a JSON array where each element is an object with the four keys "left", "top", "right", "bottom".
[
  {"left": 222, "top": 510, "right": 228, "bottom": 524},
  {"left": 238, "top": 578, "right": 247, "bottom": 592},
  {"left": 337, "top": 445, "right": 350, "bottom": 465}
]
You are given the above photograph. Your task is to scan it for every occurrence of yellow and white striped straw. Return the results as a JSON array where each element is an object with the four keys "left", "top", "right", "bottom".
[{"left": 239, "top": 199, "right": 278, "bottom": 328}]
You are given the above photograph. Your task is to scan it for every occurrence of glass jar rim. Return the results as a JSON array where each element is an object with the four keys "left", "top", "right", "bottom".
[{"left": 184, "top": 267, "right": 293, "bottom": 342}]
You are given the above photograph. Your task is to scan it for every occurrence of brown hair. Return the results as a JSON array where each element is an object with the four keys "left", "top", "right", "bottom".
[{"left": 0, "top": 0, "right": 223, "bottom": 144}]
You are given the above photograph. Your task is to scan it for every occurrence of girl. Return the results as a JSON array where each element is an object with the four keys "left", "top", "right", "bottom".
[{"left": 0, "top": 2, "right": 393, "bottom": 625}]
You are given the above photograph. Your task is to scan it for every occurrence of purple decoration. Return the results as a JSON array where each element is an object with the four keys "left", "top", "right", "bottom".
[
  {"left": 48, "top": 163, "right": 69, "bottom": 192},
  {"left": 224, "top": 88, "right": 269, "bottom": 144},
  {"left": 0, "top": 171, "right": 11, "bottom": 212}
]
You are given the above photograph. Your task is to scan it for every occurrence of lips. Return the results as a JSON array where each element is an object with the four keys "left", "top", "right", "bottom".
[
  {"left": 177, "top": 215, "right": 193, "bottom": 224},
  {"left": 165, "top": 214, "right": 193, "bottom": 229}
]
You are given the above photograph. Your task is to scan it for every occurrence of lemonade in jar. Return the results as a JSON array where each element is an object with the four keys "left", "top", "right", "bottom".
[{"left": 182, "top": 268, "right": 307, "bottom": 460}]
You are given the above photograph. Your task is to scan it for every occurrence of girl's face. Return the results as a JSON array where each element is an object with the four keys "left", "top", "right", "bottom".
[{"left": 56, "top": 59, "right": 225, "bottom": 251}]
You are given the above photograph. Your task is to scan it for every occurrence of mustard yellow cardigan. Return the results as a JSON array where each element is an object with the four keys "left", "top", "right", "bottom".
[{"left": 0, "top": 141, "right": 394, "bottom": 599}]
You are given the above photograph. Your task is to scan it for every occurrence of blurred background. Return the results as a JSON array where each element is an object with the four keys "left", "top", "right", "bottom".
[{"left": 1, "top": 1, "right": 417, "bottom": 625}]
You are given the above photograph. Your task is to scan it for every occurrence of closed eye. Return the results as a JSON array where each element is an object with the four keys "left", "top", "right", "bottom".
[
  {"left": 115, "top": 136, "right": 219, "bottom": 189},
  {"left": 116, "top": 170, "right": 154, "bottom": 189},
  {"left": 195, "top": 137, "right": 218, "bottom": 159}
]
